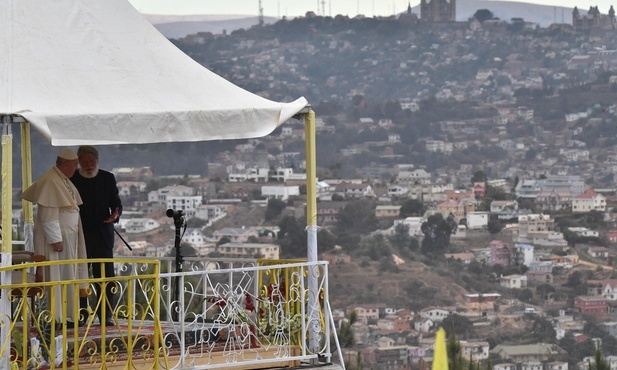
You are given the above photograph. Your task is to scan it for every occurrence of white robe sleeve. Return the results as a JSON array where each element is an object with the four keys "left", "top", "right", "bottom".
[{"left": 38, "top": 205, "right": 62, "bottom": 244}]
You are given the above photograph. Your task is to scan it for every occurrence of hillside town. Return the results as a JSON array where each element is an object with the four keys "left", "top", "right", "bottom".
[{"left": 6, "top": 2, "right": 617, "bottom": 370}]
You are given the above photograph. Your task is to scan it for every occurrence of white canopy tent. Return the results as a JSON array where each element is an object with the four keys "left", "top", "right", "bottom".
[
  {"left": 0, "top": 0, "right": 307, "bottom": 145},
  {"left": 0, "top": 0, "right": 321, "bottom": 364}
]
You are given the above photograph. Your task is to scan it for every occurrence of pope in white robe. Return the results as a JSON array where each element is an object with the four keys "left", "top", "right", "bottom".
[{"left": 21, "top": 149, "right": 88, "bottom": 324}]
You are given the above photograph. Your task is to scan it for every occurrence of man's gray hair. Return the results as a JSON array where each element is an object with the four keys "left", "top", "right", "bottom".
[{"left": 77, "top": 145, "right": 98, "bottom": 160}]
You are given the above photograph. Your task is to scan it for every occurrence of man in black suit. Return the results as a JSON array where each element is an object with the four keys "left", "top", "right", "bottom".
[{"left": 71, "top": 145, "right": 122, "bottom": 326}]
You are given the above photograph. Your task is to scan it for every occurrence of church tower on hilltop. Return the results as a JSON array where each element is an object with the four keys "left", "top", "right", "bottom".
[
  {"left": 572, "top": 5, "right": 616, "bottom": 31},
  {"left": 420, "top": 0, "right": 456, "bottom": 22}
]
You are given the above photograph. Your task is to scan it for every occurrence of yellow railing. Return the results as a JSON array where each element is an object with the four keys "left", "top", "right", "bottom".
[
  {"left": 0, "top": 257, "right": 335, "bottom": 369},
  {"left": 0, "top": 257, "right": 164, "bottom": 370}
]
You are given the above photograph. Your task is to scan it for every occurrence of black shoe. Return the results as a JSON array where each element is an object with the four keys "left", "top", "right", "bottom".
[
  {"left": 61, "top": 320, "right": 81, "bottom": 329},
  {"left": 101, "top": 318, "right": 115, "bottom": 326}
]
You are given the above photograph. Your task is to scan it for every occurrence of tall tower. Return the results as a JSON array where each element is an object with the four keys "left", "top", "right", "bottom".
[
  {"left": 420, "top": 0, "right": 456, "bottom": 22},
  {"left": 258, "top": 0, "right": 264, "bottom": 26}
]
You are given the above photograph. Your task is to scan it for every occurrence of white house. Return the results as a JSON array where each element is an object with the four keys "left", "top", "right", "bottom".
[
  {"left": 397, "top": 169, "right": 432, "bottom": 184},
  {"left": 568, "top": 227, "right": 599, "bottom": 238},
  {"left": 500, "top": 274, "right": 528, "bottom": 289},
  {"left": 521, "top": 362, "right": 543, "bottom": 370},
  {"left": 419, "top": 306, "right": 455, "bottom": 322},
  {"left": 116, "top": 181, "right": 147, "bottom": 196},
  {"left": 120, "top": 218, "right": 161, "bottom": 234},
  {"left": 166, "top": 194, "right": 203, "bottom": 217},
  {"left": 376, "top": 336, "right": 396, "bottom": 348},
  {"left": 261, "top": 185, "right": 300, "bottom": 200},
  {"left": 460, "top": 341, "right": 490, "bottom": 360},
  {"left": 334, "top": 182, "right": 374, "bottom": 198},
  {"left": 546, "top": 362, "right": 568, "bottom": 370},
  {"left": 148, "top": 185, "right": 194, "bottom": 204},
  {"left": 602, "top": 279, "right": 617, "bottom": 300},
  {"left": 193, "top": 204, "right": 228, "bottom": 222},
  {"left": 387, "top": 185, "right": 409, "bottom": 197},
  {"left": 228, "top": 167, "right": 269, "bottom": 182},
  {"left": 588, "top": 246, "right": 609, "bottom": 258},
  {"left": 414, "top": 318, "right": 434, "bottom": 333},
  {"left": 494, "top": 364, "right": 517, "bottom": 370},
  {"left": 212, "top": 227, "right": 259, "bottom": 243},
  {"left": 217, "top": 242, "right": 280, "bottom": 259},
  {"left": 572, "top": 189, "right": 606, "bottom": 213},
  {"left": 181, "top": 228, "right": 208, "bottom": 246},
  {"left": 393, "top": 217, "right": 426, "bottom": 237},
  {"left": 490, "top": 199, "right": 518, "bottom": 211},
  {"left": 376, "top": 319, "right": 395, "bottom": 331},
  {"left": 467, "top": 212, "right": 489, "bottom": 230},
  {"left": 268, "top": 167, "right": 295, "bottom": 182},
  {"left": 514, "top": 243, "right": 534, "bottom": 266}
]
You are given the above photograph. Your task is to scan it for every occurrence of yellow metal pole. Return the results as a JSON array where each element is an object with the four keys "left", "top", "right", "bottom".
[
  {"left": 20, "top": 123, "right": 33, "bottom": 234},
  {"left": 304, "top": 109, "right": 317, "bottom": 232},
  {"left": 2, "top": 128, "right": 12, "bottom": 253},
  {"left": 0, "top": 121, "right": 12, "bottom": 370},
  {"left": 20, "top": 124, "right": 35, "bottom": 253},
  {"left": 304, "top": 108, "right": 321, "bottom": 356}
]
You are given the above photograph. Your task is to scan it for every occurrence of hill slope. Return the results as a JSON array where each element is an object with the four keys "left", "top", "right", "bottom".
[{"left": 145, "top": 0, "right": 575, "bottom": 39}]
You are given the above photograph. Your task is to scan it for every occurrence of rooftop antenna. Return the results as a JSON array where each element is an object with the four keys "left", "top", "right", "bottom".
[{"left": 258, "top": 0, "right": 264, "bottom": 26}]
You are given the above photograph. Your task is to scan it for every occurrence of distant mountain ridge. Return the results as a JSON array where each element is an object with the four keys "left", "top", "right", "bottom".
[
  {"left": 452, "top": 0, "right": 574, "bottom": 26},
  {"left": 145, "top": 0, "right": 576, "bottom": 39},
  {"left": 144, "top": 15, "right": 278, "bottom": 39}
]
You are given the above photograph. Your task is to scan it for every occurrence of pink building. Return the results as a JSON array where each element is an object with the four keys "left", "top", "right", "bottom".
[
  {"left": 489, "top": 240, "right": 512, "bottom": 266},
  {"left": 574, "top": 296, "right": 609, "bottom": 316}
]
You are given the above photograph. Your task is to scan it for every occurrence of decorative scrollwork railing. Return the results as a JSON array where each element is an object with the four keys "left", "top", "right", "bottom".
[{"left": 0, "top": 256, "right": 335, "bottom": 369}]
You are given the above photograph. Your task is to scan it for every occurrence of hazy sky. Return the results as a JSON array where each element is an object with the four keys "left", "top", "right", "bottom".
[{"left": 127, "top": 0, "right": 615, "bottom": 17}]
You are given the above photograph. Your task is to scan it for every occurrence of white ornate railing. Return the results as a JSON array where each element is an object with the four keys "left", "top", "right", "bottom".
[
  {"left": 116, "top": 257, "right": 335, "bottom": 369},
  {"left": 1, "top": 257, "right": 337, "bottom": 369}
]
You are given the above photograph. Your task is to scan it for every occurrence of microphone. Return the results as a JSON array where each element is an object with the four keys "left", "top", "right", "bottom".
[{"left": 166, "top": 209, "right": 184, "bottom": 218}]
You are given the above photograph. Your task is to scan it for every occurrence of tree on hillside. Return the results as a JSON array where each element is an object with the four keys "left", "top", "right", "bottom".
[
  {"left": 337, "top": 310, "right": 357, "bottom": 349},
  {"left": 336, "top": 199, "right": 378, "bottom": 235},
  {"left": 420, "top": 213, "right": 458, "bottom": 255},
  {"left": 584, "top": 320, "right": 617, "bottom": 354},
  {"left": 446, "top": 331, "right": 465, "bottom": 370},
  {"left": 471, "top": 170, "right": 487, "bottom": 184},
  {"left": 400, "top": 199, "right": 426, "bottom": 218},
  {"left": 317, "top": 228, "right": 337, "bottom": 253},
  {"left": 359, "top": 234, "right": 393, "bottom": 260},
  {"left": 559, "top": 333, "right": 596, "bottom": 366},
  {"left": 278, "top": 216, "right": 306, "bottom": 257},
  {"left": 389, "top": 224, "right": 419, "bottom": 256},
  {"left": 389, "top": 223, "right": 411, "bottom": 248},
  {"left": 265, "top": 198, "right": 286, "bottom": 221},
  {"left": 589, "top": 348, "right": 610, "bottom": 370},
  {"left": 536, "top": 283, "right": 555, "bottom": 301},
  {"left": 527, "top": 315, "right": 556, "bottom": 343},
  {"left": 487, "top": 215, "right": 503, "bottom": 234},
  {"left": 472, "top": 9, "right": 494, "bottom": 22},
  {"left": 442, "top": 314, "right": 474, "bottom": 340}
]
